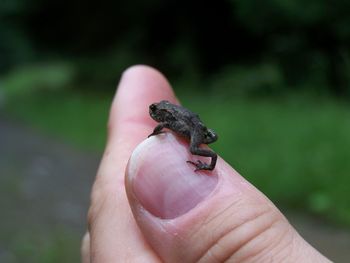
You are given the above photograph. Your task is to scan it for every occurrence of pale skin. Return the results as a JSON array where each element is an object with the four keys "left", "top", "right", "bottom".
[{"left": 81, "top": 65, "right": 332, "bottom": 263}]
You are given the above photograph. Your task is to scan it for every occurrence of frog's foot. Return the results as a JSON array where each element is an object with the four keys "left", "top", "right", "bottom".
[
  {"left": 147, "top": 131, "right": 165, "bottom": 138},
  {"left": 186, "top": 160, "right": 212, "bottom": 171}
]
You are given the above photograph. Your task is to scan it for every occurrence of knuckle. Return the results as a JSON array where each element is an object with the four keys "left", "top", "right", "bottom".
[{"left": 198, "top": 204, "right": 288, "bottom": 262}]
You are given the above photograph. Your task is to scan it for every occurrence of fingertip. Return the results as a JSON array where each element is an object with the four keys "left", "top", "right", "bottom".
[
  {"left": 121, "top": 65, "right": 168, "bottom": 83},
  {"left": 108, "top": 65, "right": 177, "bottom": 134},
  {"left": 104, "top": 65, "right": 179, "bottom": 153},
  {"left": 117, "top": 64, "right": 176, "bottom": 104}
]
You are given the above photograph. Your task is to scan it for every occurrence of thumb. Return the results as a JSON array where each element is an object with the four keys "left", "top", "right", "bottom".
[{"left": 125, "top": 133, "right": 330, "bottom": 263}]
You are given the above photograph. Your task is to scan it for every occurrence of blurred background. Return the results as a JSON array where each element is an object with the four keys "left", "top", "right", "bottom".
[{"left": 1, "top": 0, "right": 350, "bottom": 262}]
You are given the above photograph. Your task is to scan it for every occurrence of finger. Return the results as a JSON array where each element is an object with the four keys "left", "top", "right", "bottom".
[
  {"left": 125, "top": 133, "right": 331, "bottom": 263},
  {"left": 88, "top": 65, "right": 176, "bottom": 262},
  {"left": 81, "top": 232, "right": 90, "bottom": 263}
]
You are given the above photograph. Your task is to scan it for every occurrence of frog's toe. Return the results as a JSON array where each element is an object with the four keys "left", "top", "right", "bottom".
[
  {"left": 186, "top": 160, "right": 196, "bottom": 166},
  {"left": 148, "top": 131, "right": 165, "bottom": 138},
  {"left": 187, "top": 160, "right": 209, "bottom": 171}
]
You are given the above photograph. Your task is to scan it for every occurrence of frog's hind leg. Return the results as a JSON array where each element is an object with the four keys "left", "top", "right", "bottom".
[
  {"left": 187, "top": 149, "right": 217, "bottom": 171},
  {"left": 187, "top": 130, "right": 217, "bottom": 171}
]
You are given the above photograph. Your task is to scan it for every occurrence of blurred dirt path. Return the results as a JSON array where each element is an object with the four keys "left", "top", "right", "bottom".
[
  {"left": 0, "top": 117, "right": 349, "bottom": 262},
  {"left": 0, "top": 117, "right": 97, "bottom": 261}
]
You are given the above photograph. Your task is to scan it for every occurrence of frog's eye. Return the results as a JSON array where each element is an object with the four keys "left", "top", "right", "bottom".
[{"left": 149, "top": 103, "right": 157, "bottom": 111}]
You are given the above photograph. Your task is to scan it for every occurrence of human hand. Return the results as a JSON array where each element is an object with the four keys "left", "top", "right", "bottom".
[{"left": 81, "top": 65, "right": 331, "bottom": 262}]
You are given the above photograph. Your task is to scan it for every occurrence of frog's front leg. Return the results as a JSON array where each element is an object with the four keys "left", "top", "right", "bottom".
[
  {"left": 148, "top": 122, "right": 168, "bottom": 138},
  {"left": 187, "top": 129, "right": 217, "bottom": 171}
]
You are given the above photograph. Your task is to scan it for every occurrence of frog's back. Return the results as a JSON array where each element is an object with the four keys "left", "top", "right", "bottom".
[
  {"left": 159, "top": 101, "right": 203, "bottom": 127},
  {"left": 173, "top": 105, "right": 202, "bottom": 125}
]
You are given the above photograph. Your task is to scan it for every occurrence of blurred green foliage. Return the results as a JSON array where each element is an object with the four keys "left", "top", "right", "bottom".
[
  {"left": 208, "top": 63, "right": 285, "bottom": 97},
  {"left": 4, "top": 227, "right": 80, "bottom": 263},
  {"left": 1, "top": 0, "right": 350, "bottom": 96},
  {"left": 5, "top": 89, "right": 110, "bottom": 150},
  {"left": 1, "top": 63, "right": 75, "bottom": 97}
]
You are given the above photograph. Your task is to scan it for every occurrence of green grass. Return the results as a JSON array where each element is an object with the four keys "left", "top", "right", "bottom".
[
  {"left": 5, "top": 90, "right": 112, "bottom": 151},
  {"left": 4, "top": 90, "right": 350, "bottom": 226},
  {"left": 3, "top": 227, "right": 80, "bottom": 263}
]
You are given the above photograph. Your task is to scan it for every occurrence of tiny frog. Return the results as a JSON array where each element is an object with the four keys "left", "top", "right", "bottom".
[{"left": 148, "top": 100, "right": 218, "bottom": 171}]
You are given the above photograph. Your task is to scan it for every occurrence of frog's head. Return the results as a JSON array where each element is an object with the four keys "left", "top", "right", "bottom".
[
  {"left": 149, "top": 100, "right": 170, "bottom": 122},
  {"left": 204, "top": 128, "right": 218, "bottom": 144}
]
